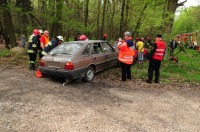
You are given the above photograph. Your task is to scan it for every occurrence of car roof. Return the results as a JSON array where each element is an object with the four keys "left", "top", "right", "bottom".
[{"left": 63, "top": 40, "right": 107, "bottom": 44}]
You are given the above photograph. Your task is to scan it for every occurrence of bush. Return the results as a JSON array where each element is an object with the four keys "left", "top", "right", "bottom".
[{"left": 0, "top": 49, "right": 10, "bottom": 57}]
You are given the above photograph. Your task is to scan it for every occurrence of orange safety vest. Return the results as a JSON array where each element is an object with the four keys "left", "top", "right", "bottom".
[
  {"left": 40, "top": 35, "right": 49, "bottom": 47},
  {"left": 118, "top": 41, "right": 135, "bottom": 64},
  {"left": 152, "top": 40, "right": 166, "bottom": 61}
]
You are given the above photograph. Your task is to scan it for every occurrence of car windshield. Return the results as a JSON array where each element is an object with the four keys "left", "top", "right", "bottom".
[{"left": 49, "top": 43, "right": 82, "bottom": 55}]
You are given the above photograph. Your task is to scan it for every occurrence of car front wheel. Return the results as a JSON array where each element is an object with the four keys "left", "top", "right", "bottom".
[{"left": 83, "top": 66, "right": 94, "bottom": 82}]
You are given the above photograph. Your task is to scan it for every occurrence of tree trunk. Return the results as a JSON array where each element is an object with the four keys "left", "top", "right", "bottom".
[
  {"left": 132, "top": 3, "right": 148, "bottom": 38},
  {"left": 0, "top": 0, "right": 17, "bottom": 48},
  {"left": 16, "top": 0, "right": 33, "bottom": 35},
  {"left": 84, "top": 0, "right": 89, "bottom": 30},
  {"left": 0, "top": 21, "right": 10, "bottom": 49},
  {"left": 162, "top": 0, "right": 186, "bottom": 34},
  {"left": 124, "top": 0, "right": 130, "bottom": 31},
  {"left": 51, "top": 0, "right": 63, "bottom": 38},
  {"left": 101, "top": 0, "right": 107, "bottom": 37},
  {"left": 119, "top": 0, "right": 125, "bottom": 37},
  {"left": 109, "top": 0, "right": 116, "bottom": 39},
  {"left": 96, "top": 0, "right": 101, "bottom": 39}
]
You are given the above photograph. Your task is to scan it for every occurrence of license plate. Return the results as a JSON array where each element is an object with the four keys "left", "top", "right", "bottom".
[{"left": 48, "top": 61, "right": 60, "bottom": 67}]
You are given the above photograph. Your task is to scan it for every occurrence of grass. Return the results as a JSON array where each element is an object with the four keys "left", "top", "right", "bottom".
[{"left": 132, "top": 47, "right": 200, "bottom": 83}]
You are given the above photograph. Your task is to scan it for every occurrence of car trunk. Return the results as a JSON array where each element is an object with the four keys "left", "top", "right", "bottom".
[{"left": 42, "top": 54, "right": 73, "bottom": 69}]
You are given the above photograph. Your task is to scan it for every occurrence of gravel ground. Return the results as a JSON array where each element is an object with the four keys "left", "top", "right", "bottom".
[{"left": 0, "top": 68, "right": 200, "bottom": 132}]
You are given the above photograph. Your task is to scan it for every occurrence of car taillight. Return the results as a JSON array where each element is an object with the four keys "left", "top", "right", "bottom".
[
  {"left": 39, "top": 59, "right": 44, "bottom": 66},
  {"left": 65, "top": 62, "right": 74, "bottom": 70}
]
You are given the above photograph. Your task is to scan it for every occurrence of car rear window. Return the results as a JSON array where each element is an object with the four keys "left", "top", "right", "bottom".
[{"left": 49, "top": 43, "right": 82, "bottom": 55}]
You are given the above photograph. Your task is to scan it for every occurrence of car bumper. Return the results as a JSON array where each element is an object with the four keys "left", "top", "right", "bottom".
[{"left": 39, "top": 66, "right": 87, "bottom": 80}]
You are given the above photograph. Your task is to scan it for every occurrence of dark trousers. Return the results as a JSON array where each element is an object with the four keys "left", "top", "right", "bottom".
[
  {"left": 29, "top": 53, "right": 36, "bottom": 64},
  {"left": 38, "top": 51, "right": 42, "bottom": 59},
  {"left": 120, "top": 62, "right": 132, "bottom": 81},
  {"left": 169, "top": 48, "right": 174, "bottom": 56},
  {"left": 148, "top": 59, "right": 161, "bottom": 82}
]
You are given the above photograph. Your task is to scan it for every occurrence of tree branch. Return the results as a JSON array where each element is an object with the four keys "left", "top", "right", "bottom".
[{"left": 28, "top": 13, "right": 44, "bottom": 29}]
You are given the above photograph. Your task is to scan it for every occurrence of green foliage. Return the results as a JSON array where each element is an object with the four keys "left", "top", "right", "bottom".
[
  {"left": 0, "top": 49, "right": 10, "bottom": 57},
  {"left": 172, "top": 6, "right": 200, "bottom": 36}
]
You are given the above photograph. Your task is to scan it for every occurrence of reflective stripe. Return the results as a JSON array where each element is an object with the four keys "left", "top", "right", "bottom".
[
  {"left": 28, "top": 35, "right": 34, "bottom": 42},
  {"left": 47, "top": 42, "right": 52, "bottom": 46},
  {"left": 27, "top": 50, "right": 34, "bottom": 53},
  {"left": 32, "top": 44, "right": 37, "bottom": 47},
  {"left": 156, "top": 49, "right": 165, "bottom": 51},
  {"left": 124, "top": 56, "right": 133, "bottom": 59},
  {"left": 119, "top": 58, "right": 132, "bottom": 62},
  {"left": 30, "top": 61, "right": 35, "bottom": 64},
  {"left": 42, "top": 51, "right": 47, "bottom": 55},
  {"left": 154, "top": 53, "right": 164, "bottom": 56}
]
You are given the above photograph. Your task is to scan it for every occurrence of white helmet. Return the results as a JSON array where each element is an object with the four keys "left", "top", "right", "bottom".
[
  {"left": 39, "top": 29, "right": 43, "bottom": 34},
  {"left": 57, "top": 36, "right": 64, "bottom": 41}
]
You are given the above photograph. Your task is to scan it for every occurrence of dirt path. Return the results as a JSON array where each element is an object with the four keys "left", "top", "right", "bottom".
[{"left": 0, "top": 68, "right": 200, "bottom": 132}]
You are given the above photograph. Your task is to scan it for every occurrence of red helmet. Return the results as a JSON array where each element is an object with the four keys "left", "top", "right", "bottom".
[
  {"left": 103, "top": 34, "right": 107, "bottom": 38},
  {"left": 79, "top": 35, "right": 87, "bottom": 40},
  {"left": 33, "top": 29, "right": 39, "bottom": 35}
]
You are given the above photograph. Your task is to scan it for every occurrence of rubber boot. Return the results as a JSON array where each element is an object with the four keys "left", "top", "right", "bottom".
[
  {"left": 29, "top": 63, "right": 36, "bottom": 70},
  {"left": 32, "top": 63, "right": 36, "bottom": 70}
]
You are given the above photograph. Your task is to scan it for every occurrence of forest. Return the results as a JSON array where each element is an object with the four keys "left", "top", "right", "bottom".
[{"left": 0, "top": 0, "right": 199, "bottom": 49}]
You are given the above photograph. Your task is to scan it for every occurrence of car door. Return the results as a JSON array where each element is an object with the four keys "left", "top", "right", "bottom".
[
  {"left": 91, "top": 42, "right": 107, "bottom": 72},
  {"left": 101, "top": 42, "right": 118, "bottom": 68}
]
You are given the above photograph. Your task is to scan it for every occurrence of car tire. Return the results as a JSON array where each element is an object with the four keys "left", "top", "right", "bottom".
[{"left": 83, "top": 66, "right": 95, "bottom": 82}]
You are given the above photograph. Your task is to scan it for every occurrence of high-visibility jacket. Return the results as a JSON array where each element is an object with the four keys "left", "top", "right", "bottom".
[
  {"left": 118, "top": 41, "right": 135, "bottom": 65},
  {"left": 27, "top": 34, "right": 39, "bottom": 53},
  {"left": 40, "top": 35, "right": 49, "bottom": 47},
  {"left": 152, "top": 40, "right": 166, "bottom": 61}
]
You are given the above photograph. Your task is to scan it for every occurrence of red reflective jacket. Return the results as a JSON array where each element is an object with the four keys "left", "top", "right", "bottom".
[
  {"left": 118, "top": 41, "right": 135, "bottom": 64},
  {"left": 152, "top": 40, "right": 166, "bottom": 61}
]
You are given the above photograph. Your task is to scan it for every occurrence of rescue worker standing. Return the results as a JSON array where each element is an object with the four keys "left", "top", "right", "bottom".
[
  {"left": 40, "top": 30, "right": 50, "bottom": 50},
  {"left": 118, "top": 31, "right": 135, "bottom": 81},
  {"left": 146, "top": 34, "right": 166, "bottom": 83},
  {"left": 41, "top": 36, "right": 64, "bottom": 57},
  {"left": 27, "top": 29, "right": 40, "bottom": 70}
]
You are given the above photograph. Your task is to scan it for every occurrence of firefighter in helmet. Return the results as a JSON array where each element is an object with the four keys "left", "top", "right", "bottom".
[{"left": 27, "top": 29, "right": 40, "bottom": 70}]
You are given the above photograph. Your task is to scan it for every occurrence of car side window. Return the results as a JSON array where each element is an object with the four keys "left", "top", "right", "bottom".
[
  {"left": 82, "top": 44, "right": 91, "bottom": 56},
  {"left": 101, "top": 42, "right": 114, "bottom": 53},
  {"left": 92, "top": 43, "right": 103, "bottom": 54}
]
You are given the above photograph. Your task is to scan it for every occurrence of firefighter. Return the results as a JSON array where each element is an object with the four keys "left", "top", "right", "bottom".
[
  {"left": 27, "top": 29, "right": 40, "bottom": 70},
  {"left": 101, "top": 33, "right": 107, "bottom": 41},
  {"left": 41, "top": 36, "right": 64, "bottom": 57},
  {"left": 118, "top": 31, "right": 135, "bottom": 81},
  {"left": 79, "top": 35, "right": 88, "bottom": 41},
  {"left": 146, "top": 34, "right": 166, "bottom": 83}
]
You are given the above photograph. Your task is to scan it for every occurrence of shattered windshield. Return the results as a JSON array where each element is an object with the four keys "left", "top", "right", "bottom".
[{"left": 49, "top": 43, "right": 82, "bottom": 55}]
